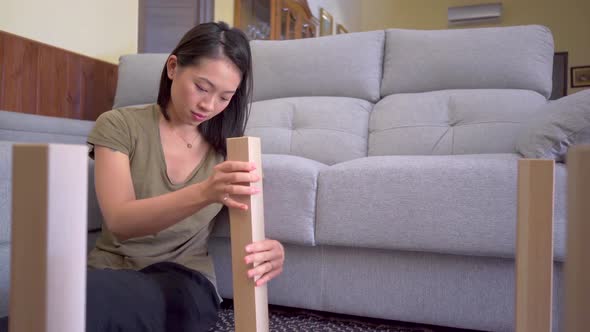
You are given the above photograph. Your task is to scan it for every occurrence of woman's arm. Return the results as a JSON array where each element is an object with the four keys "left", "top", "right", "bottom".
[{"left": 94, "top": 146, "right": 259, "bottom": 241}]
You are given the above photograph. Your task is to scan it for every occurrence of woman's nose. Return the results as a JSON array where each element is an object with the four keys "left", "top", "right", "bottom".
[{"left": 198, "top": 95, "right": 215, "bottom": 112}]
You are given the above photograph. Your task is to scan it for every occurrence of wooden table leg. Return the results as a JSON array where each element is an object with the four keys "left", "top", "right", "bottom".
[
  {"left": 10, "top": 144, "right": 88, "bottom": 332},
  {"left": 564, "top": 145, "right": 590, "bottom": 332},
  {"left": 227, "top": 137, "right": 269, "bottom": 332},
  {"left": 516, "top": 159, "right": 555, "bottom": 332}
]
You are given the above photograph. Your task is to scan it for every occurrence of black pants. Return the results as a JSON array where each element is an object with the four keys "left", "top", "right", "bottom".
[{"left": 1, "top": 262, "right": 220, "bottom": 332}]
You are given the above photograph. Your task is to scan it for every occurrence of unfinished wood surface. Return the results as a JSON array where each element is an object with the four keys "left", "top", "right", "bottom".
[
  {"left": 564, "top": 145, "right": 590, "bottom": 332},
  {"left": 10, "top": 144, "right": 88, "bottom": 332},
  {"left": 227, "top": 137, "right": 269, "bottom": 332},
  {"left": 515, "top": 159, "right": 555, "bottom": 332}
]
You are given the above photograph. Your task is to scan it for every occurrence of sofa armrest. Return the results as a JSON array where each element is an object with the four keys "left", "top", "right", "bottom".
[
  {"left": 517, "top": 89, "right": 590, "bottom": 161},
  {"left": 210, "top": 154, "right": 327, "bottom": 246}
]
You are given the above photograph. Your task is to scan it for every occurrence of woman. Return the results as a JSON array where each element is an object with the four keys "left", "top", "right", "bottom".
[{"left": 84, "top": 21, "right": 285, "bottom": 331}]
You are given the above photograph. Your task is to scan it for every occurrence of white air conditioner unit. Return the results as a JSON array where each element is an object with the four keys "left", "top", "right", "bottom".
[{"left": 448, "top": 3, "right": 502, "bottom": 25}]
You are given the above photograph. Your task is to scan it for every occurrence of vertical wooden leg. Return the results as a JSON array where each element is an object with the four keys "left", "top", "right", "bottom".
[
  {"left": 564, "top": 145, "right": 590, "bottom": 332},
  {"left": 10, "top": 144, "right": 88, "bottom": 332},
  {"left": 227, "top": 137, "right": 269, "bottom": 332},
  {"left": 516, "top": 159, "right": 554, "bottom": 332}
]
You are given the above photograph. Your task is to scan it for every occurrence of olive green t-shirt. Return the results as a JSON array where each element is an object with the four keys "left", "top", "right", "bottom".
[{"left": 86, "top": 104, "right": 224, "bottom": 289}]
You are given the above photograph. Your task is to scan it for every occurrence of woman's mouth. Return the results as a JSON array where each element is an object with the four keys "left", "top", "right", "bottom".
[{"left": 191, "top": 111, "right": 206, "bottom": 121}]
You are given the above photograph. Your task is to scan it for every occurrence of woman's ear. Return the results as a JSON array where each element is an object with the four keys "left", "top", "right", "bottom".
[{"left": 166, "top": 55, "right": 178, "bottom": 80}]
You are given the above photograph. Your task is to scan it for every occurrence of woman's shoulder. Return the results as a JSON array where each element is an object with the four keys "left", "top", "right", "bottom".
[
  {"left": 95, "top": 104, "right": 159, "bottom": 131},
  {"left": 102, "top": 104, "right": 158, "bottom": 121}
]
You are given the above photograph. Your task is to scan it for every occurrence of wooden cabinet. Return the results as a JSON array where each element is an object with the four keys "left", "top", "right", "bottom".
[{"left": 234, "top": 0, "right": 318, "bottom": 40}]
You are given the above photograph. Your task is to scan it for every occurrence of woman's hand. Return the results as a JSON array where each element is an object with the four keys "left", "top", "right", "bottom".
[
  {"left": 202, "top": 160, "right": 261, "bottom": 210},
  {"left": 244, "top": 239, "right": 285, "bottom": 287}
]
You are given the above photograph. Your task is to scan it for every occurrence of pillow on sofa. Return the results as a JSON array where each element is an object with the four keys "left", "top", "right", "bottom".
[{"left": 516, "top": 89, "right": 590, "bottom": 161}]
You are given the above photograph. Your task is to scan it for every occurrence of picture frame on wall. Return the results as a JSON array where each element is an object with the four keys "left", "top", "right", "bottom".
[
  {"left": 319, "top": 8, "right": 333, "bottom": 36},
  {"left": 550, "top": 52, "right": 568, "bottom": 100},
  {"left": 571, "top": 65, "right": 590, "bottom": 88},
  {"left": 336, "top": 24, "right": 348, "bottom": 34}
]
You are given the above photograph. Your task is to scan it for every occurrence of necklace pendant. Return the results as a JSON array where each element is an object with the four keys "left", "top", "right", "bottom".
[{"left": 187, "top": 143, "right": 192, "bottom": 149}]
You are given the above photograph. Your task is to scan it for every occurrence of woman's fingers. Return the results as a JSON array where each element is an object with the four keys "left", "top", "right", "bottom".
[
  {"left": 245, "top": 240, "right": 271, "bottom": 253},
  {"left": 221, "top": 172, "right": 260, "bottom": 186},
  {"left": 222, "top": 196, "right": 248, "bottom": 210},
  {"left": 243, "top": 240, "right": 285, "bottom": 286},
  {"left": 215, "top": 161, "right": 256, "bottom": 173},
  {"left": 244, "top": 250, "right": 279, "bottom": 265},
  {"left": 255, "top": 267, "right": 283, "bottom": 287}
]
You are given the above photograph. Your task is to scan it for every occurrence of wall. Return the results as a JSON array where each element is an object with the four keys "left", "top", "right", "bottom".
[
  {"left": 308, "top": 0, "right": 362, "bottom": 33},
  {"left": 360, "top": 0, "right": 590, "bottom": 95},
  {"left": 0, "top": 0, "right": 138, "bottom": 64},
  {"left": 215, "top": 0, "right": 235, "bottom": 26}
]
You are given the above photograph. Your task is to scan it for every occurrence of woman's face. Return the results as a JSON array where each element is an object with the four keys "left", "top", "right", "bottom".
[{"left": 166, "top": 55, "right": 241, "bottom": 125}]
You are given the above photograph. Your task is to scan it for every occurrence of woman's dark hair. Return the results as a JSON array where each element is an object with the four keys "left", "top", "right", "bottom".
[{"left": 157, "top": 21, "right": 252, "bottom": 157}]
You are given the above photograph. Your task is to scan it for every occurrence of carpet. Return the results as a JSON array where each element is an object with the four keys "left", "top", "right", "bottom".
[{"left": 209, "top": 304, "right": 440, "bottom": 332}]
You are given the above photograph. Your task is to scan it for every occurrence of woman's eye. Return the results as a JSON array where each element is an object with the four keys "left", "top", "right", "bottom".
[
  {"left": 220, "top": 97, "right": 229, "bottom": 102},
  {"left": 196, "top": 84, "right": 207, "bottom": 92}
]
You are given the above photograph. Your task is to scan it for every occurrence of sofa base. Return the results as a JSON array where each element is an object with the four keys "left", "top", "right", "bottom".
[{"left": 209, "top": 238, "right": 563, "bottom": 332}]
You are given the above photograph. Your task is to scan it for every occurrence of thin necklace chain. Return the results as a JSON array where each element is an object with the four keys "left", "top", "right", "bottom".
[{"left": 171, "top": 127, "right": 199, "bottom": 149}]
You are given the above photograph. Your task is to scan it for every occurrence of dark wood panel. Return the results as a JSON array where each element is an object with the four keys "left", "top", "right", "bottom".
[
  {"left": 38, "top": 45, "right": 68, "bottom": 118},
  {"left": 80, "top": 58, "right": 118, "bottom": 120},
  {"left": 0, "top": 32, "right": 39, "bottom": 114},
  {"left": 0, "top": 32, "right": 4, "bottom": 106},
  {"left": 0, "top": 30, "right": 117, "bottom": 121},
  {"left": 66, "top": 52, "right": 82, "bottom": 119}
]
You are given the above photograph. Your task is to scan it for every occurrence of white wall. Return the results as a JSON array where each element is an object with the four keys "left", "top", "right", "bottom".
[
  {"left": 0, "top": 0, "right": 138, "bottom": 64},
  {"left": 214, "top": 0, "right": 235, "bottom": 26},
  {"left": 307, "top": 0, "right": 361, "bottom": 33}
]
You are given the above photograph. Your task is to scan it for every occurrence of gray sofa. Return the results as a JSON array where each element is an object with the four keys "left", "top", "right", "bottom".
[{"left": 0, "top": 25, "right": 578, "bottom": 331}]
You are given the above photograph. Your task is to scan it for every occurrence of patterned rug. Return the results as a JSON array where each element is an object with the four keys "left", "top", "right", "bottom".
[{"left": 209, "top": 304, "right": 437, "bottom": 332}]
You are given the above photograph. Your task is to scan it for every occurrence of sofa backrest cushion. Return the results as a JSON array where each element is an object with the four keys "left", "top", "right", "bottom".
[
  {"left": 369, "top": 89, "right": 548, "bottom": 156},
  {"left": 251, "top": 30, "right": 385, "bottom": 103},
  {"left": 246, "top": 97, "right": 373, "bottom": 165},
  {"left": 113, "top": 54, "right": 168, "bottom": 108},
  {"left": 381, "top": 25, "right": 554, "bottom": 99}
]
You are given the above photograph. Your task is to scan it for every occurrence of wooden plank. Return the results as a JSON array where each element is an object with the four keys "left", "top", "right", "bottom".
[
  {"left": 515, "top": 159, "right": 554, "bottom": 332},
  {"left": 226, "top": 137, "right": 269, "bottom": 332},
  {"left": 10, "top": 144, "right": 88, "bottom": 332},
  {"left": 564, "top": 145, "right": 590, "bottom": 332}
]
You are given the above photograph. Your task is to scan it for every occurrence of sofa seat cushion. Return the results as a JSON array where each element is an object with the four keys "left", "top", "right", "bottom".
[
  {"left": 211, "top": 154, "right": 326, "bottom": 246},
  {"left": 316, "top": 154, "right": 567, "bottom": 261},
  {"left": 369, "top": 89, "right": 547, "bottom": 156},
  {"left": 0, "top": 143, "right": 11, "bottom": 244},
  {"left": 246, "top": 97, "right": 373, "bottom": 165}
]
